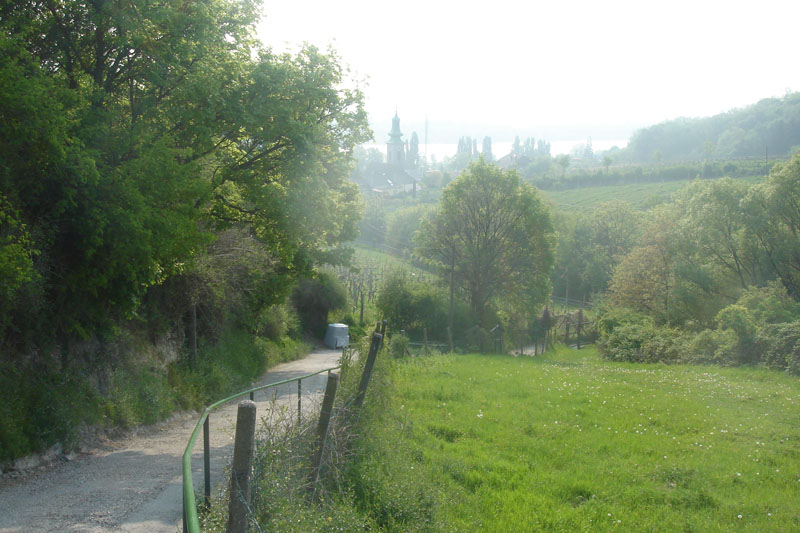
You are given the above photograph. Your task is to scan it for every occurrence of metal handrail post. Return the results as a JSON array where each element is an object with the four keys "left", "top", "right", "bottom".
[
  {"left": 203, "top": 416, "right": 210, "bottom": 507},
  {"left": 181, "top": 364, "right": 341, "bottom": 533}
]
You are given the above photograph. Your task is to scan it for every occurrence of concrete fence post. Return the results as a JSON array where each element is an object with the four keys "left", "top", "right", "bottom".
[{"left": 226, "top": 401, "right": 257, "bottom": 533}]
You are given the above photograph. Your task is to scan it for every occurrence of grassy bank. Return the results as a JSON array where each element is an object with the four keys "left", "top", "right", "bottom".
[
  {"left": 349, "top": 346, "right": 800, "bottom": 531},
  {"left": 0, "top": 329, "right": 309, "bottom": 464}
]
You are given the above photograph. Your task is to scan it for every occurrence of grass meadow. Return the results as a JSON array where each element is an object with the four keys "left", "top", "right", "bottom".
[{"left": 354, "top": 346, "right": 800, "bottom": 531}]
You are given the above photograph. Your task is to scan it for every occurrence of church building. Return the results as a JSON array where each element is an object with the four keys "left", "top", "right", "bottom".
[{"left": 366, "top": 112, "right": 421, "bottom": 191}]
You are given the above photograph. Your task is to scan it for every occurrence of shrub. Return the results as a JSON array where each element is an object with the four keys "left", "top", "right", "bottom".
[
  {"left": 390, "top": 332, "right": 410, "bottom": 358},
  {"left": 292, "top": 271, "right": 348, "bottom": 337},
  {"left": 735, "top": 282, "right": 800, "bottom": 325},
  {"left": 599, "top": 320, "right": 682, "bottom": 364},
  {"left": 596, "top": 306, "right": 652, "bottom": 337},
  {"left": 376, "top": 270, "right": 471, "bottom": 343},
  {"left": 756, "top": 321, "right": 800, "bottom": 372},
  {"left": 254, "top": 303, "right": 299, "bottom": 341},
  {"left": 715, "top": 305, "right": 758, "bottom": 365}
]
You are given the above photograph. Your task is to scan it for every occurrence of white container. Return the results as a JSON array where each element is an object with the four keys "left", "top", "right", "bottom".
[{"left": 323, "top": 323, "right": 349, "bottom": 349}]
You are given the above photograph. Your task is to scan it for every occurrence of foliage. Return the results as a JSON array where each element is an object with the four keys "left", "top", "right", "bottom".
[
  {"left": 375, "top": 270, "right": 470, "bottom": 343},
  {"left": 0, "top": 1, "right": 368, "bottom": 348},
  {"left": 598, "top": 280, "right": 800, "bottom": 370},
  {"left": 292, "top": 272, "right": 349, "bottom": 338},
  {"left": 0, "top": 327, "right": 309, "bottom": 462},
  {"left": 744, "top": 152, "right": 800, "bottom": 298},
  {"left": 416, "top": 159, "right": 555, "bottom": 327},
  {"left": 386, "top": 204, "right": 434, "bottom": 257},
  {"left": 552, "top": 201, "right": 641, "bottom": 300},
  {"left": 0, "top": 1, "right": 367, "bottom": 459},
  {"left": 598, "top": 322, "right": 682, "bottom": 364},
  {"left": 608, "top": 208, "right": 677, "bottom": 323},
  {"left": 622, "top": 92, "right": 800, "bottom": 161}
]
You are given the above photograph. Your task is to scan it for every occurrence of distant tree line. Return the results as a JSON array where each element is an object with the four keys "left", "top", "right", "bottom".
[{"left": 620, "top": 92, "right": 800, "bottom": 162}]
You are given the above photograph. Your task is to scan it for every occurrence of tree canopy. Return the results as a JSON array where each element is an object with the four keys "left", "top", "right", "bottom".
[
  {"left": 416, "top": 159, "right": 554, "bottom": 327},
  {"left": 0, "top": 1, "right": 369, "bottom": 350}
]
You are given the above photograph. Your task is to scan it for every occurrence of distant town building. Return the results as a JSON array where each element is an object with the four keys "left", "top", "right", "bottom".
[{"left": 365, "top": 112, "right": 422, "bottom": 192}]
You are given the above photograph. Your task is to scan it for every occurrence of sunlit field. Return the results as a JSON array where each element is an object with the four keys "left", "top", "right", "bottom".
[
  {"left": 356, "top": 347, "right": 800, "bottom": 531},
  {"left": 543, "top": 175, "right": 764, "bottom": 211}
]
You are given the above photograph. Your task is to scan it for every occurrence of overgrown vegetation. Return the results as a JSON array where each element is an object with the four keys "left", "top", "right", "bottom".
[
  {"left": 0, "top": 327, "right": 309, "bottom": 462},
  {"left": 200, "top": 330, "right": 397, "bottom": 531},
  {"left": 0, "top": 1, "right": 367, "bottom": 461},
  {"left": 586, "top": 152, "right": 800, "bottom": 370}
]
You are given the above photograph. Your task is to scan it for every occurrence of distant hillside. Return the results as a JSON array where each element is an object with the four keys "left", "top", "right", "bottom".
[{"left": 621, "top": 92, "right": 800, "bottom": 162}]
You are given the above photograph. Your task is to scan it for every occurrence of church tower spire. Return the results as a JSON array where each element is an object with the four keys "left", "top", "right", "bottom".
[{"left": 387, "top": 111, "right": 406, "bottom": 166}]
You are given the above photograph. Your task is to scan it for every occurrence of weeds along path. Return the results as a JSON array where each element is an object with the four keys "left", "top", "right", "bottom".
[{"left": 0, "top": 348, "right": 342, "bottom": 533}]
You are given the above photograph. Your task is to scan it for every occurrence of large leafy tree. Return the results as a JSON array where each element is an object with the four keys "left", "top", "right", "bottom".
[
  {"left": 744, "top": 152, "right": 800, "bottom": 298},
  {"left": 417, "top": 159, "right": 554, "bottom": 327},
  {"left": 0, "top": 1, "right": 369, "bottom": 348}
]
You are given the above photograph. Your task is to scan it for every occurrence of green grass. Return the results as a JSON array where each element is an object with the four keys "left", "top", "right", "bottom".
[
  {"left": 353, "top": 244, "right": 429, "bottom": 276},
  {"left": 543, "top": 175, "right": 764, "bottom": 211},
  {"left": 354, "top": 346, "right": 800, "bottom": 531}
]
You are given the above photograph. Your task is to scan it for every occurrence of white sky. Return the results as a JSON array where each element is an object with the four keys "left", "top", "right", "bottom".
[{"left": 256, "top": 0, "right": 800, "bottom": 142}]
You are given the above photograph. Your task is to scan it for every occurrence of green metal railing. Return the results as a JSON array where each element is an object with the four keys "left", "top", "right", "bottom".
[{"left": 181, "top": 365, "right": 340, "bottom": 533}]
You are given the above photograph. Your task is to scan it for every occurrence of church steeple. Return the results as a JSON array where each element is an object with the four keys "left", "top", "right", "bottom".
[{"left": 386, "top": 110, "right": 406, "bottom": 166}]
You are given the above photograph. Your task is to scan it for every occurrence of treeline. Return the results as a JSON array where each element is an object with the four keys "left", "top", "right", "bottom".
[
  {"left": 555, "top": 153, "right": 800, "bottom": 369},
  {"left": 621, "top": 92, "right": 800, "bottom": 162},
  {"left": 526, "top": 158, "right": 774, "bottom": 191},
  {"left": 0, "top": 1, "right": 366, "bottom": 460}
]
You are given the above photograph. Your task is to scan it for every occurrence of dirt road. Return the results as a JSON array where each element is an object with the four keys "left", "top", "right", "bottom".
[{"left": 0, "top": 348, "right": 342, "bottom": 533}]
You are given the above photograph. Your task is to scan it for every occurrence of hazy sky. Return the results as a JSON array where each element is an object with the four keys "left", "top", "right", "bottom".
[{"left": 257, "top": 0, "right": 800, "bottom": 142}]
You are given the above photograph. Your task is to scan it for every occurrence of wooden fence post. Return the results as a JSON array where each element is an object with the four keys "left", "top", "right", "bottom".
[
  {"left": 226, "top": 401, "right": 257, "bottom": 533},
  {"left": 576, "top": 309, "right": 583, "bottom": 350},
  {"left": 447, "top": 326, "right": 454, "bottom": 353},
  {"left": 354, "top": 332, "right": 382, "bottom": 410},
  {"left": 310, "top": 372, "right": 339, "bottom": 484},
  {"left": 423, "top": 328, "right": 429, "bottom": 356}
]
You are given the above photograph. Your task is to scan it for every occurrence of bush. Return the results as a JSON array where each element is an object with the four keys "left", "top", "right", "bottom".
[
  {"left": 684, "top": 329, "right": 729, "bottom": 365},
  {"left": 755, "top": 321, "right": 800, "bottom": 372},
  {"left": 390, "top": 332, "right": 410, "bottom": 358},
  {"left": 292, "top": 272, "right": 348, "bottom": 337},
  {"left": 376, "top": 270, "right": 471, "bottom": 343},
  {"left": 254, "top": 303, "right": 300, "bottom": 341},
  {"left": 0, "top": 361, "right": 101, "bottom": 462},
  {"left": 596, "top": 306, "right": 652, "bottom": 337},
  {"left": 599, "top": 320, "right": 682, "bottom": 364},
  {"left": 735, "top": 282, "right": 800, "bottom": 325}
]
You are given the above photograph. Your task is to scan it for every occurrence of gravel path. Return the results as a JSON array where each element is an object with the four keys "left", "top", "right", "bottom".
[{"left": 0, "top": 348, "right": 342, "bottom": 533}]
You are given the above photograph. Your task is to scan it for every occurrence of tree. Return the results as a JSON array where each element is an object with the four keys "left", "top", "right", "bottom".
[
  {"left": 416, "top": 159, "right": 554, "bottom": 327},
  {"left": 744, "top": 151, "right": 800, "bottom": 297},
  {"left": 608, "top": 207, "right": 676, "bottom": 323},
  {"left": 674, "top": 179, "right": 762, "bottom": 294},
  {"left": 0, "top": 2, "right": 369, "bottom": 348},
  {"left": 602, "top": 155, "right": 613, "bottom": 173},
  {"left": 482, "top": 136, "right": 493, "bottom": 162},
  {"left": 551, "top": 201, "right": 641, "bottom": 302},
  {"left": 555, "top": 154, "right": 571, "bottom": 177}
]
